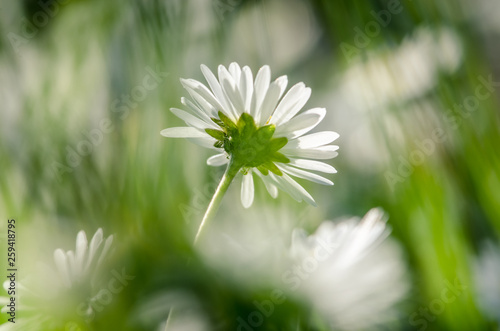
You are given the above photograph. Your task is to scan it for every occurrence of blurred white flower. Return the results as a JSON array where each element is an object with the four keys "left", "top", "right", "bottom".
[
  {"left": 161, "top": 62, "right": 338, "bottom": 208},
  {"left": 198, "top": 205, "right": 320, "bottom": 288},
  {"left": 0, "top": 228, "right": 114, "bottom": 330},
  {"left": 326, "top": 26, "right": 462, "bottom": 172},
  {"left": 288, "top": 208, "right": 409, "bottom": 330},
  {"left": 474, "top": 242, "right": 500, "bottom": 324},
  {"left": 51, "top": 228, "right": 114, "bottom": 288}
]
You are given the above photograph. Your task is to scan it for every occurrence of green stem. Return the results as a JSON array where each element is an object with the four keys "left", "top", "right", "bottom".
[
  {"left": 164, "top": 306, "right": 176, "bottom": 331},
  {"left": 165, "top": 160, "right": 239, "bottom": 331},
  {"left": 193, "top": 159, "right": 240, "bottom": 245}
]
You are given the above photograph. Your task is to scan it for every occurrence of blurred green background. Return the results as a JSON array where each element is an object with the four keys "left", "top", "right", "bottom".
[{"left": 1, "top": 0, "right": 499, "bottom": 330}]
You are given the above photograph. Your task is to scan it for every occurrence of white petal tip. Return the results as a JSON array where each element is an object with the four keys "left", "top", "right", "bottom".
[
  {"left": 76, "top": 230, "right": 87, "bottom": 245},
  {"left": 160, "top": 127, "right": 208, "bottom": 138},
  {"left": 91, "top": 228, "right": 103, "bottom": 242},
  {"left": 241, "top": 173, "right": 255, "bottom": 209}
]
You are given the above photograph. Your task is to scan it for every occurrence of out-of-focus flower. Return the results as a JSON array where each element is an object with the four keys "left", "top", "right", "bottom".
[
  {"left": 326, "top": 26, "right": 462, "bottom": 172},
  {"left": 197, "top": 204, "right": 320, "bottom": 287},
  {"left": 161, "top": 62, "right": 338, "bottom": 208},
  {"left": 0, "top": 228, "right": 114, "bottom": 331},
  {"left": 288, "top": 208, "right": 409, "bottom": 330},
  {"left": 474, "top": 242, "right": 500, "bottom": 324}
]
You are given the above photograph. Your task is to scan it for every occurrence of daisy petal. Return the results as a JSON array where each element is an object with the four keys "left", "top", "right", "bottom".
[
  {"left": 85, "top": 228, "right": 103, "bottom": 272},
  {"left": 279, "top": 164, "right": 333, "bottom": 185},
  {"left": 181, "top": 79, "right": 225, "bottom": 113},
  {"left": 180, "top": 79, "right": 220, "bottom": 117},
  {"left": 160, "top": 127, "right": 209, "bottom": 138},
  {"left": 289, "top": 158, "right": 337, "bottom": 174},
  {"left": 278, "top": 87, "right": 312, "bottom": 126},
  {"left": 257, "top": 75, "right": 287, "bottom": 125},
  {"left": 188, "top": 137, "right": 218, "bottom": 149},
  {"left": 181, "top": 97, "right": 214, "bottom": 124},
  {"left": 200, "top": 64, "right": 221, "bottom": 92},
  {"left": 275, "top": 107, "right": 326, "bottom": 139},
  {"left": 96, "top": 235, "right": 114, "bottom": 269},
  {"left": 229, "top": 62, "right": 242, "bottom": 83},
  {"left": 241, "top": 172, "right": 255, "bottom": 208},
  {"left": 282, "top": 145, "right": 339, "bottom": 160},
  {"left": 274, "top": 75, "right": 288, "bottom": 98},
  {"left": 251, "top": 65, "right": 271, "bottom": 119},
  {"left": 54, "top": 249, "right": 72, "bottom": 288},
  {"left": 255, "top": 171, "right": 279, "bottom": 198},
  {"left": 282, "top": 173, "right": 317, "bottom": 206},
  {"left": 75, "top": 230, "right": 88, "bottom": 274},
  {"left": 240, "top": 66, "right": 254, "bottom": 113},
  {"left": 219, "top": 65, "right": 242, "bottom": 119},
  {"left": 268, "top": 173, "right": 302, "bottom": 202},
  {"left": 286, "top": 131, "right": 340, "bottom": 149},
  {"left": 257, "top": 79, "right": 284, "bottom": 125},
  {"left": 200, "top": 64, "right": 233, "bottom": 118},
  {"left": 170, "top": 108, "right": 217, "bottom": 129},
  {"left": 272, "top": 173, "right": 317, "bottom": 206},
  {"left": 207, "top": 153, "right": 229, "bottom": 166},
  {"left": 270, "top": 83, "right": 311, "bottom": 126},
  {"left": 221, "top": 79, "right": 245, "bottom": 118}
]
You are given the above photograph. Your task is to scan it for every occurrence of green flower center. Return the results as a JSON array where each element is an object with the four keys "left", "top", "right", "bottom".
[{"left": 206, "top": 111, "right": 289, "bottom": 176}]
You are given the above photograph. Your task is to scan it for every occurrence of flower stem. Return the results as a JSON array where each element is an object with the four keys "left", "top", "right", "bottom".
[
  {"left": 164, "top": 306, "right": 176, "bottom": 331},
  {"left": 194, "top": 159, "right": 240, "bottom": 244},
  {"left": 165, "top": 160, "right": 239, "bottom": 330}
]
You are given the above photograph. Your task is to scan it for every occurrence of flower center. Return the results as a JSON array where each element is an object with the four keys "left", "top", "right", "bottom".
[{"left": 206, "top": 111, "right": 289, "bottom": 176}]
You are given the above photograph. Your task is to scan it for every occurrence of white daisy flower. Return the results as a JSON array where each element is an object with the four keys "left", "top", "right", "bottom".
[
  {"left": 0, "top": 228, "right": 114, "bottom": 330},
  {"left": 288, "top": 208, "right": 409, "bottom": 330},
  {"left": 161, "top": 62, "right": 339, "bottom": 208}
]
